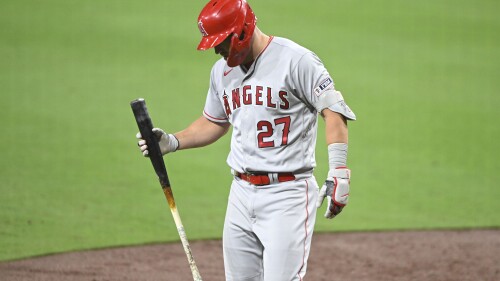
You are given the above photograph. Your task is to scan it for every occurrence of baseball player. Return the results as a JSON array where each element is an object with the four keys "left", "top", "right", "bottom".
[{"left": 137, "top": 0, "right": 356, "bottom": 280}]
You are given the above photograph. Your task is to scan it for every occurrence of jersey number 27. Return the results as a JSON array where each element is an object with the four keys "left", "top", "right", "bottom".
[{"left": 257, "top": 116, "right": 291, "bottom": 148}]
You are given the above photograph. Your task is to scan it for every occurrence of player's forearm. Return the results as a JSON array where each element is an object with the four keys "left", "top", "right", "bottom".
[
  {"left": 323, "top": 109, "right": 348, "bottom": 145},
  {"left": 174, "top": 116, "right": 230, "bottom": 150}
]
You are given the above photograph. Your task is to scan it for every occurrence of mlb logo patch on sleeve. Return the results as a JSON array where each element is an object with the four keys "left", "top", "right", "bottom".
[{"left": 314, "top": 77, "right": 334, "bottom": 97}]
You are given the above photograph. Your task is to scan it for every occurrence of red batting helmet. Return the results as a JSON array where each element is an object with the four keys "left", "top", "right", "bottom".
[{"left": 197, "top": 0, "right": 257, "bottom": 67}]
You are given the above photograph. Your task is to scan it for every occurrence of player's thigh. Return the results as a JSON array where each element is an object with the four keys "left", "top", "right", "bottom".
[
  {"left": 223, "top": 180, "right": 264, "bottom": 281},
  {"left": 257, "top": 178, "right": 318, "bottom": 281}
]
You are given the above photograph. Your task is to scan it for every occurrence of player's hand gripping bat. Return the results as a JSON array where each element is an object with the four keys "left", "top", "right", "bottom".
[{"left": 130, "top": 98, "right": 203, "bottom": 281}]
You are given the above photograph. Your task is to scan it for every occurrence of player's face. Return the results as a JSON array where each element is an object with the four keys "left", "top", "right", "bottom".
[{"left": 214, "top": 35, "right": 232, "bottom": 60}]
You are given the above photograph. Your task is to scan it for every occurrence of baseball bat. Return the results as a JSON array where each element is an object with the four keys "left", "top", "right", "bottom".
[{"left": 130, "top": 98, "right": 203, "bottom": 281}]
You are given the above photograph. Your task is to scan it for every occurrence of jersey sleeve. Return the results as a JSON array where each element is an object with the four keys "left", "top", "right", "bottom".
[
  {"left": 203, "top": 64, "right": 229, "bottom": 123},
  {"left": 292, "top": 52, "right": 356, "bottom": 120}
]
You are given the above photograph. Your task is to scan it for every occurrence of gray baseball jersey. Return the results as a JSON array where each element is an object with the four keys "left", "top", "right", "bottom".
[
  {"left": 203, "top": 37, "right": 355, "bottom": 176},
  {"left": 203, "top": 36, "right": 355, "bottom": 281}
]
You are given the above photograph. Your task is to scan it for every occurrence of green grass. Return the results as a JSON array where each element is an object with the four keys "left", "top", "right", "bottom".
[{"left": 1, "top": 0, "right": 499, "bottom": 261}]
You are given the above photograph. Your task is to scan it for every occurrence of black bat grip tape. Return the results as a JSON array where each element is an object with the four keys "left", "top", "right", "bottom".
[{"left": 131, "top": 99, "right": 171, "bottom": 187}]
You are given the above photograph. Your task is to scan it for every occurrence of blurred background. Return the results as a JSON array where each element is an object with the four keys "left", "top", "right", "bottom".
[{"left": 1, "top": 0, "right": 498, "bottom": 261}]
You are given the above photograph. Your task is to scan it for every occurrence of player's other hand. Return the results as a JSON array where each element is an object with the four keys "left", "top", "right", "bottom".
[
  {"left": 316, "top": 167, "right": 350, "bottom": 219},
  {"left": 136, "top": 128, "right": 179, "bottom": 157}
]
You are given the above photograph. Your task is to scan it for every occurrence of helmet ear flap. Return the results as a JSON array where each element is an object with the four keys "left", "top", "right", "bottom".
[
  {"left": 227, "top": 33, "right": 247, "bottom": 67},
  {"left": 227, "top": 12, "right": 256, "bottom": 67}
]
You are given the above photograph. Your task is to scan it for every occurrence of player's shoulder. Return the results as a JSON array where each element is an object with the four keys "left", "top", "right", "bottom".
[
  {"left": 270, "top": 37, "right": 313, "bottom": 57},
  {"left": 270, "top": 37, "right": 323, "bottom": 69}
]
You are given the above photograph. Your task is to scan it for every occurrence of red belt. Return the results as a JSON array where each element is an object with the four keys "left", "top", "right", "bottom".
[{"left": 235, "top": 172, "right": 296, "bottom": 186}]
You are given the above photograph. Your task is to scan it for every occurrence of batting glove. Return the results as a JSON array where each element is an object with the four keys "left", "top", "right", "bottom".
[
  {"left": 316, "top": 167, "right": 351, "bottom": 219},
  {"left": 136, "top": 128, "right": 179, "bottom": 156}
]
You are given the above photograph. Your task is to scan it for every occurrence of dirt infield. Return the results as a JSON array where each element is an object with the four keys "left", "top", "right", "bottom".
[{"left": 1, "top": 229, "right": 499, "bottom": 281}]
